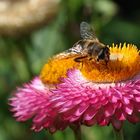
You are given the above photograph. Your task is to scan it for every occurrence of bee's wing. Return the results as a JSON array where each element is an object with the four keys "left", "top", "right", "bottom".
[{"left": 80, "top": 21, "right": 98, "bottom": 40}]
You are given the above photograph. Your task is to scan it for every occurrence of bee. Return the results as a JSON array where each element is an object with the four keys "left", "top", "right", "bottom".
[
  {"left": 67, "top": 21, "right": 110, "bottom": 64},
  {"left": 55, "top": 21, "right": 110, "bottom": 64}
]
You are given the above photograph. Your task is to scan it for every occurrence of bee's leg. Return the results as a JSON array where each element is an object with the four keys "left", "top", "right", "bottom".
[
  {"left": 74, "top": 56, "right": 87, "bottom": 62},
  {"left": 96, "top": 58, "right": 99, "bottom": 62},
  {"left": 103, "top": 60, "right": 109, "bottom": 69},
  {"left": 105, "top": 60, "right": 108, "bottom": 65},
  {"left": 74, "top": 56, "right": 87, "bottom": 69},
  {"left": 89, "top": 57, "right": 94, "bottom": 61}
]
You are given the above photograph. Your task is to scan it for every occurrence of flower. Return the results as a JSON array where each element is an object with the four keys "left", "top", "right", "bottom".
[
  {"left": 9, "top": 77, "right": 68, "bottom": 133},
  {"left": 51, "top": 69, "right": 140, "bottom": 130},
  {"left": 10, "top": 43, "right": 140, "bottom": 132},
  {"left": 40, "top": 43, "right": 140, "bottom": 130}
]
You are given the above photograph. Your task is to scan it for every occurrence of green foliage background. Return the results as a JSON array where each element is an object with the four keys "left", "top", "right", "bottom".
[{"left": 0, "top": 0, "right": 140, "bottom": 140}]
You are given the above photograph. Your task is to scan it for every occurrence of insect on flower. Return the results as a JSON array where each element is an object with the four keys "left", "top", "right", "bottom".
[
  {"left": 55, "top": 21, "right": 110, "bottom": 64},
  {"left": 9, "top": 18, "right": 140, "bottom": 137}
]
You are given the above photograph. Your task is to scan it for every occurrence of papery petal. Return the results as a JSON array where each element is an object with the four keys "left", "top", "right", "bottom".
[{"left": 9, "top": 77, "right": 68, "bottom": 132}]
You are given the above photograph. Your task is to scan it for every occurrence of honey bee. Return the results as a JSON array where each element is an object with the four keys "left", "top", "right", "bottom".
[
  {"left": 55, "top": 21, "right": 110, "bottom": 64},
  {"left": 67, "top": 21, "right": 110, "bottom": 64}
]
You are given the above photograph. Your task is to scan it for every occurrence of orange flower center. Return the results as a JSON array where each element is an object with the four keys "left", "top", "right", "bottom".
[{"left": 40, "top": 43, "right": 140, "bottom": 84}]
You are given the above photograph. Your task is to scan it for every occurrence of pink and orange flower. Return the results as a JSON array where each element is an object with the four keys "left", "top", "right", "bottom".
[{"left": 10, "top": 43, "right": 140, "bottom": 133}]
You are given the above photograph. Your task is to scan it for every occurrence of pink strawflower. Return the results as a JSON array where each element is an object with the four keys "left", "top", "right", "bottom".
[
  {"left": 10, "top": 44, "right": 140, "bottom": 132},
  {"left": 9, "top": 77, "right": 68, "bottom": 133},
  {"left": 51, "top": 69, "right": 140, "bottom": 130}
]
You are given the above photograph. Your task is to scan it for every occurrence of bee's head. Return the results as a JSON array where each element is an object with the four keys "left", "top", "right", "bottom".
[{"left": 97, "top": 46, "right": 110, "bottom": 63}]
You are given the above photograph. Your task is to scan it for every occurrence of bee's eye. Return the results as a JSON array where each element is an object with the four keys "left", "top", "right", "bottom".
[{"left": 98, "top": 49, "right": 105, "bottom": 60}]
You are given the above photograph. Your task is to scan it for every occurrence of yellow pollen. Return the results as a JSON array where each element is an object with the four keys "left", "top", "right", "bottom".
[
  {"left": 40, "top": 43, "right": 140, "bottom": 84},
  {"left": 40, "top": 54, "right": 80, "bottom": 84}
]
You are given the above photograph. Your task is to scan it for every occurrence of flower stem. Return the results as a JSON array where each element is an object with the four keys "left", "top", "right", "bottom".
[
  {"left": 113, "top": 128, "right": 124, "bottom": 140},
  {"left": 70, "top": 124, "right": 82, "bottom": 140}
]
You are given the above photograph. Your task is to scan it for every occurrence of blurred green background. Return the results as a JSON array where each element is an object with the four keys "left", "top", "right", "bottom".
[{"left": 0, "top": 0, "right": 140, "bottom": 140}]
